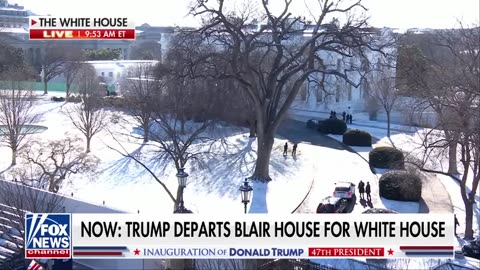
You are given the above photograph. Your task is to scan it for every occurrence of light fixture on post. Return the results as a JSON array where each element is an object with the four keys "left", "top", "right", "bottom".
[
  {"left": 239, "top": 178, "right": 253, "bottom": 214},
  {"left": 176, "top": 168, "right": 188, "bottom": 188}
]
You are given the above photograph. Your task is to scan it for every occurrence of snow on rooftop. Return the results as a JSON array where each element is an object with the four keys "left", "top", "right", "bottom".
[{"left": 0, "top": 27, "right": 28, "bottom": 34}]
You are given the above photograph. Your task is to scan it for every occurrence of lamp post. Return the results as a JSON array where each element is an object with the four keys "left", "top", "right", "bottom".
[
  {"left": 239, "top": 178, "right": 253, "bottom": 214},
  {"left": 175, "top": 168, "right": 189, "bottom": 213},
  {"left": 176, "top": 168, "right": 188, "bottom": 188}
]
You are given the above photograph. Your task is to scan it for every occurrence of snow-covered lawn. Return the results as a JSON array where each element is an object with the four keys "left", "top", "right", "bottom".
[{"left": 0, "top": 95, "right": 313, "bottom": 214}]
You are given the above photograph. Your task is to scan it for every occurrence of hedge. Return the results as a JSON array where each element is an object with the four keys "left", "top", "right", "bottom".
[
  {"left": 362, "top": 208, "right": 398, "bottom": 214},
  {"left": 379, "top": 170, "right": 422, "bottom": 202},
  {"left": 369, "top": 146, "right": 405, "bottom": 169},
  {"left": 342, "top": 129, "right": 372, "bottom": 146},
  {"left": 317, "top": 118, "right": 347, "bottom": 135}
]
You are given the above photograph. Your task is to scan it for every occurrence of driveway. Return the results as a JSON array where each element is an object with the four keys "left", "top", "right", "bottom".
[{"left": 277, "top": 119, "right": 380, "bottom": 214}]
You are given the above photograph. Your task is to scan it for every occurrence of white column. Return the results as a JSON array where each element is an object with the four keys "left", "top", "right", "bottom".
[{"left": 307, "top": 74, "right": 317, "bottom": 110}]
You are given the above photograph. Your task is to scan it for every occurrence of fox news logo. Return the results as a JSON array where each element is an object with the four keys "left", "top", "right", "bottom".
[{"left": 25, "top": 213, "right": 71, "bottom": 259}]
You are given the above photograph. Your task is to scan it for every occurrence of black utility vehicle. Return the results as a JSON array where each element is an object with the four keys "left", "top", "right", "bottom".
[
  {"left": 316, "top": 196, "right": 348, "bottom": 213},
  {"left": 462, "top": 238, "right": 480, "bottom": 259}
]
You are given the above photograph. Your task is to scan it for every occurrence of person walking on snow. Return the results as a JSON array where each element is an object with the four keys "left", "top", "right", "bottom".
[
  {"left": 342, "top": 111, "right": 346, "bottom": 121},
  {"left": 283, "top": 142, "right": 288, "bottom": 156},
  {"left": 292, "top": 143, "right": 298, "bottom": 156},
  {"left": 358, "top": 180, "right": 365, "bottom": 199},
  {"left": 349, "top": 113, "right": 353, "bottom": 124},
  {"left": 365, "top": 182, "right": 371, "bottom": 201},
  {"left": 454, "top": 214, "right": 460, "bottom": 236}
]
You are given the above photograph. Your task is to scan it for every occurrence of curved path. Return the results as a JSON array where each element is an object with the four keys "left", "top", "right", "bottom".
[{"left": 277, "top": 119, "right": 379, "bottom": 214}]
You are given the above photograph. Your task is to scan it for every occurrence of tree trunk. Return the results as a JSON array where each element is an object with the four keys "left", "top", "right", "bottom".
[
  {"left": 86, "top": 137, "right": 91, "bottom": 153},
  {"left": 445, "top": 132, "right": 459, "bottom": 174},
  {"left": 252, "top": 131, "right": 274, "bottom": 182},
  {"left": 386, "top": 111, "right": 391, "bottom": 137},
  {"left": 464, "top": 200, "right": 474, "bottom": 239},
  {"left": 143, "top": 122, "right": 149, "bottom": 143},
  {"left": 249, "top": 119, "right": 256, "bottom": 138},
  {"left": 43, "top": 73, "right": 48, "bottom": 95},
  {"left": 180, "top": 119, "right": 186, "bottom": 135},
  {"left": 66, "top": 83, "right": 70, "bottom": 101},
  {"left": 11, "top": 147, "right": 17, "bottom": 166}
]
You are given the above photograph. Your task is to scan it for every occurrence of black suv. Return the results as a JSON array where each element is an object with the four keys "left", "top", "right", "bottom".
[
  {"left": 316, "top": 196, "right": 348, "bottom": 213},
  {"left": 462, "top": 238, "right": 480, "bottom": 259}
]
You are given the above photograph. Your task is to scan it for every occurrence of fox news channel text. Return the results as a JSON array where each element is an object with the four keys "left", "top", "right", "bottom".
[
  {"left": 25, "top": 214, "right": 455, "bottom": 260},
  {"left": 28, "top": 17, "right": 135, "bottom": 40}
]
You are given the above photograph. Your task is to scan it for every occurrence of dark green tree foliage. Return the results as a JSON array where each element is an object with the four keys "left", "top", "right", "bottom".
[{"left": 84, "top": 48, "right": 122, "bottom": 60}]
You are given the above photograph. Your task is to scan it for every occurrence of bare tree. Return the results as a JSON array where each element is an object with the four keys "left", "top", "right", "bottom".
[
  {"left": 192, "top": 0, "right": 387, "bottom": 181},
  {"left": 122, "top": 64, "right": 159, "bottom": 142},
  {"left": 403, "top": 25, "right": 479, "bottom": 239},
  {"left": 18, "top": 135, "right": 99, "bottom": 193},
  {"left": 64, "top": 64, "right": 108, "bottom": 153},
  {"left": 0, "top": 70, "right": 39, "bottom": 165},
  {"left": 40, "top": 45, "right": 67, "bottom": 95},
  {"left": 0, "top": 179, "right": 65, "bottom": 269},
  {"left": 367, "top": 64, "right": 399, "bottom": 137},
  {"left": 62, "top": 48, "right": 86, "bottom": 100}
]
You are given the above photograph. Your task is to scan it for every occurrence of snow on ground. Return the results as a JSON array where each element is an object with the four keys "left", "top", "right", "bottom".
[{"left": 0, "top": 95, "right": 314, "bottom": 214}]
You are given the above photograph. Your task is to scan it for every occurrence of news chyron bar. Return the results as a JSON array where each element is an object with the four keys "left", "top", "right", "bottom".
[
  {"left": 25, "top": 214, "right": 455, "bottom": 260},
  {"left": 28, "top": 17, "right": 135, "bottom": 40}
]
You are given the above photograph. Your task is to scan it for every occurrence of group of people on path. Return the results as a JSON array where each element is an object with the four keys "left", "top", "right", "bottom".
[
  {"left": 342, "top": 111, "right": 353, "bottom": 124},
  {"left": 358, "top": 180, "right": 371, "bottom": 201},
  {"left": 283, "top": 142, "right": 298, "bottom": 156},
  {"left": 329, "top": 110, "right": 353, "bottom": 124}
]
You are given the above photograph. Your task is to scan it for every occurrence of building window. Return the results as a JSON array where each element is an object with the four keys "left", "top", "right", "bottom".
[
  {"left": 101, "top": 72, "right": 105, "bottom": 77},
  {"left": 109, "top": 72, "right": 113, "bottom": 77}
]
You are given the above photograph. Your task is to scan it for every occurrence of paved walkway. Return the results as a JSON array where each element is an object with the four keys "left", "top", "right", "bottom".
[{"left": 283, "top": 116, "right": 453, "bottom": 214}]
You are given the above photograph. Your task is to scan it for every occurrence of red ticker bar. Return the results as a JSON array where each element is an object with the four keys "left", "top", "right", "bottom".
[
  {"left": 308, "top": 247, "right": 385, "bottom": 257},
  {"left": 29, "top": 29, "right": 135, "bottom": 40}
]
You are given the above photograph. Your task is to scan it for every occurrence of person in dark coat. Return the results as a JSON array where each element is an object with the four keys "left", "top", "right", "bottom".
[
  {"left": 454, "top": 214, "right": 460, "bottom": 236},
  {"left": 283, "top": 142, "right": 288, "bottom": 156},
  {"left": 292, "top": 143, "right": 298, "bottom": 156},
  {"left": 349, "top": 114, "right": 353, "bottom": 124},
  {"left": 342, "top": 111, "right": 346, "bottom": 121},
  {"left": 358, "top": 180, "right": 365, "bottom": 199},
  {"left": 330, "top": 110, "right": 334, "bottom": 118},
  {"left": 346, "top": 114, "right": 350, "bottom": 124},
  {"left": 333, "top": 111, "right": 337, "bottom": 118},
  {"left": 365, "top": 182, "right": 371, "bottom": 201}
]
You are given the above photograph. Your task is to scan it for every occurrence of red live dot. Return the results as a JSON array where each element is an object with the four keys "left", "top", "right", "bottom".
[{"left": 308, "top": 247, "right": 385, "bottom": 257}]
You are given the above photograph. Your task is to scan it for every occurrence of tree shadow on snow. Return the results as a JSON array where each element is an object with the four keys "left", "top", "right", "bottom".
[{"left": 100, "top": 143, "right": 148, "bottom": 185}]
